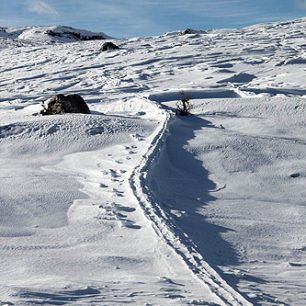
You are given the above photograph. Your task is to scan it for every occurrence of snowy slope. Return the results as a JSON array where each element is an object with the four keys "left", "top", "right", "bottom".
[
  {"left": 0, "top": 25, "right": 110, "bottom": 44},
  {"left": 0, "top": 19, "right": 305, "bottom": 305}
]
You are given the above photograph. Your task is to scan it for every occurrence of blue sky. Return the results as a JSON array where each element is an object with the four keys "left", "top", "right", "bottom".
[{"left": 0, "top": 0, "right": 305, "bottom": 37}]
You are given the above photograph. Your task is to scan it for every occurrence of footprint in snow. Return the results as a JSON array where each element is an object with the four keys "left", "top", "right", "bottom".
[
  {"left": 290, "top": 172, "right": 300, "bottom": 178},
  {"left": 297, "top": 246, "right": 306, "bottom": 251},
  {"left": 121, "top": 220, "right": 141, "bottom": 229},
  {"left": 289, "top": 262, "right": 306, "bottom": 267},
  {"left": 131, "top": 133, "right": 145, "bottom": 141},
  {"left": 98, "top": 202, "right": 139, "bottom": 228},
  {"left": 97, "top": 212, "right": 117, "bottom": 221},
  {"left": 136, "top": 111, "right": 146, "bottom": 116},
  {"left": 114, "top": 204, "right": 136, "bottom": 213},
  {"left": 110, "top": 169, "right": 121, "bottom": 178},
  {"left": 159, "top": 277, "right": 184, "bottom": 287},
  {"left": 47, "top": 124, "right": 60, "bottom": 135},
  {"left": 113, "top": 188, "right": 124, "bottom": 196},
  {"left": 116, "top": 212, "right": 127, "bottom": 219},
  {"left": 87, "top": 126, "right": 104, "bottom": 136}
]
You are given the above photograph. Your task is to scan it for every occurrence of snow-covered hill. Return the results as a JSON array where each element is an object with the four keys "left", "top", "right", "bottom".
[
  {"left": 0, "top": 25, "right": 111, "bottom": 44},
  {"left": 0, "top": 19, "right": 305, "bottom": 305}
]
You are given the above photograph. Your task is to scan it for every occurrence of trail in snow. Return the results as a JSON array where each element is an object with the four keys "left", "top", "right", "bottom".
[{"left": 129, "top": 105, "right": 251, "bottom": 305}]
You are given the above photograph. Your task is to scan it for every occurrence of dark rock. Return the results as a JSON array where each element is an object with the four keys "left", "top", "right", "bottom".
[
  {"left": 101, "top": 42, "right": 119, "bottom": 51},
  {"left": 41, "top": 94, "right": 90, "bottom": 115},
  {"left": 45, "top": 29, "right": 81, "bottom": 40},
  {"left": 181, "top": 28, "right": 207, "bottom": 35},
  {"left": 290, "top": 173, "right": 300, "bottom": 178},
  {"left": 182, "top": 28, "right": 194, "bottom": 35}
]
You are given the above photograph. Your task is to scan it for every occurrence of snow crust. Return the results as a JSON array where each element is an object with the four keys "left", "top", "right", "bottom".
[{"left": 0, "top": 18, "right": 306, "bottom": 305}]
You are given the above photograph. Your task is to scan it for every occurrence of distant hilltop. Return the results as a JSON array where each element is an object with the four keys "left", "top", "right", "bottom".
[
  {"left": 0, "top": 17, "right": 305, "bottom": 45},
  {"left": 0, "top": 25, "right": 112, "bottom": 43}
]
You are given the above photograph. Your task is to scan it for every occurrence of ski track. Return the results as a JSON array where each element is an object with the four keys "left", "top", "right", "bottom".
[{"left": 128, "top": 107, "right": 251, "bottom": 305}]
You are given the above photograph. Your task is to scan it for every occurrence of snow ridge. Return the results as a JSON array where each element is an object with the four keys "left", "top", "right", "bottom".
[{"left": 129, "top": 104, "right": 251, "bottom": 306}]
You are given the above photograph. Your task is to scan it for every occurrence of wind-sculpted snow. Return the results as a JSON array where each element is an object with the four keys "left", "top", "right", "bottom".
[{"left": 0, "top": 17, "right": 305, "bottom": 305}]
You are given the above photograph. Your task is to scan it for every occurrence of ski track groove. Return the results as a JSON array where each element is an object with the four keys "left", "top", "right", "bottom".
[{"left": 128, "top": 103, "right": 252, "bottom": 306}]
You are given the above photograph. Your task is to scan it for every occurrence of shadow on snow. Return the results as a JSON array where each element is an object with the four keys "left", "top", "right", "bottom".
[{"left": 148, "top": 114, "right": 265, "bottom": 302}]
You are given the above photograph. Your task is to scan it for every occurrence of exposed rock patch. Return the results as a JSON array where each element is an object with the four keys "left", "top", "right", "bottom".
[
  {"left": 181, "top": 28, "right": 208, "bottom": 35},
  {"left": 41, "top": 94, "right": 90, "bottom": 115},
  {"left": 101, "top": 42, "right": 119, "bottom": 51},
  {"left": 45, "top": 27, "right": 107, "bottom": 41}
]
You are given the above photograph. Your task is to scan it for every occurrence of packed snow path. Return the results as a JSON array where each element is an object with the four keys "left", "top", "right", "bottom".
[{"left": 0, "top": 18, "right": 306, "bottom": 305}]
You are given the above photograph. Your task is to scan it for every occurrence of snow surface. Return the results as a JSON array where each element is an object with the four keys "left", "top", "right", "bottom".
[{"left": 0, "top": 19, "right": 305, "bottom": 305}]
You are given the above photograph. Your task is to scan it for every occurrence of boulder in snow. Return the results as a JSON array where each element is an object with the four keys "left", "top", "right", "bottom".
[
  {"left": 181, "top": 28, "right": 207, "bottom": 35},
  {"left": 41, "top": 94, "right": 90, "bottom": 115},
  {"left": 101, "top": 41, "right": 119, "bottom": 51}
]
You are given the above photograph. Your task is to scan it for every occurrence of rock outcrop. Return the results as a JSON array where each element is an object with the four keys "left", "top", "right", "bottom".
[
  {"left": 181, "top": 28, "right": 208, "bottom": 35},
  {"left": 101, "top": 42, "right": 119, "bottom": 51},
  {"left": 41, "top": 94, "right": 90, "bottom": 115}
]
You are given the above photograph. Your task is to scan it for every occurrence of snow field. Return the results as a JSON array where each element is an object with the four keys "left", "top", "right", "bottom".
[{"left": 0, "top": 17, "right": 305, "bottom": 305}]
